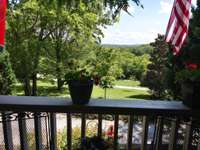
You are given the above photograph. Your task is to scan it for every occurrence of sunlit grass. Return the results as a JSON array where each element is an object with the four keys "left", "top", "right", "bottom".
[
  {"left": 13, "top": 79, "right": 150, "bottom": 100},
  {"left": 92, "top": 86, "right": 150, "bottom": 100},
  {"left": 114, "top": 80, "right": 141, "bottom": 87}
]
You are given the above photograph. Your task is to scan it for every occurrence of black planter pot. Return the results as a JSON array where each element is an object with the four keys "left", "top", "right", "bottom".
[
  {"left": 68, "top": 80, "right": 93, "bottom": 105},
  {"left": 181, "top": 81, "right": 200, "bottom": 108}
]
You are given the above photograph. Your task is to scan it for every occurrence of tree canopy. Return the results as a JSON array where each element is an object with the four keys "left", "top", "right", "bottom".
[
  {"left": 143, "top": 34, "right": 169, "bottom": 99},
  {"left": 5, "top": 0, "right": 144, "bottom": 96}
]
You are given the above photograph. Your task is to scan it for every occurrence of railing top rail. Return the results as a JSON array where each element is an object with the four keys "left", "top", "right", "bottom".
[{"left": 0, "top": 95, "right": 198, "bottom": 117}]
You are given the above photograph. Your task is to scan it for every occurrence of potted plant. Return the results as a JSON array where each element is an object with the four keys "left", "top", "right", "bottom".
[
  {"left": 65, "top": 68, "right": 100, "bottom": 105},
  {"left": 176, "top": 62, "right": 200, "bottom": 108}
]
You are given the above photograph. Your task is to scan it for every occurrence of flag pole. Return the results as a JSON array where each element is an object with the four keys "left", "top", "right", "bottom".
[{"left": 0, "top": 46, "right": 3, "bottom": 53}]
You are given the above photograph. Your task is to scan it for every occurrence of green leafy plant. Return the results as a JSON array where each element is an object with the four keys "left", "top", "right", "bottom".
[
  {"left": 57, "top": 126, "right": 98, "bottom": 150},
  {"left": 99, "top": 76, "right": 115, "bottom": 89},
  {"left": 64, "top": 58, "right": 101, "bottom": 85},
  {"left": 0, "top": 50, "right": 16, "bottom": 95},
  {"left": 176, "top": 69, "right": 200, "bottom": 82},
  {"left": 176, "top": 63, "right": 200, "bottom": 83},
  {"left": 65, "top": 68, "right": 93, "bottom": 82}
]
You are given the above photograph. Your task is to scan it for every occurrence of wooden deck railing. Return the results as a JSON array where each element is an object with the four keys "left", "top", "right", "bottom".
[{"left": 0, "top": 95, "right": 200, "bottom": 150}]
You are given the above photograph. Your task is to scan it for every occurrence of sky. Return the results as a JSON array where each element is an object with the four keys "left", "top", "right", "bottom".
[{"left": 101, "top": 0, "right": 197, "bottom": 45}]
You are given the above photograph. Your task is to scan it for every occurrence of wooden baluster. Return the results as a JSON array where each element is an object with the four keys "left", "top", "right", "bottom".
[
  {"left": 81, "top": 114, "right": 86, "bottom": 140},
  {"left": 50, "top": 113, "right": 57, "bottom": 150},
  {"left": 168, "top": 118, "right": 179, "bottom": 150},
  {"left": 114, "top": 115, "right": 119, "bottom": 150},
  {"left": 141, "top": 116, "right": 148, "bottom": 150},
  {"left": 155, "top": 116, "right": 163, "bottom": 150},
  {"left": 127, "top": 115, "right": 134, "bottom": 150},
  {"left": 18, "top": 112, "right": 28, "bottom": 150},
  {"left": 45, "top": 114, "right": 50, "bottom": 149},
  {"left": 34, "top": 112, "right": 43, "bottom": 150},
  {"left": 2, "top": 112, "right": 13, "bottom": 150},
  {"left": 98, "top": 114, "right": 102, "bottom": 138},
  {"left": 67, "top": 113, "right": 72, "bottom": 150},
  {"left": 197, "top": 142, "right": 200, "bottom": 150},
  {"left": 183, "top": 118, "right": 193, "bottom": 150}
]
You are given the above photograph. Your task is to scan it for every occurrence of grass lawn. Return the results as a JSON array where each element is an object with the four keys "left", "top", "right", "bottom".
[
  {"left": 14, "top": 79, "right": 151, "bottom": 100},
  {"left": 114, "top": 80, "right": 140, "bottom": 87},
  {"left": 92, "top": 86, "right": 150, "bottom": 100}
]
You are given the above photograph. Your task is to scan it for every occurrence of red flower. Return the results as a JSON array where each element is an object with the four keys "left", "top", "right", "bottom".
[
  {"left": 106, "top": 125, "right": 114, "bottom": 138},
  {"left": 185, "top": 62, "right": 198, "bottom": 70}
]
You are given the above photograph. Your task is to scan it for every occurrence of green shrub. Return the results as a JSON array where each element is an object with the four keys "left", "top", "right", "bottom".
[
  {"left": 57, "top": 126, "right": 97, "bottom": 150},
  {"left": 0, "top": 50, "right": 16, "bottom": 95}
]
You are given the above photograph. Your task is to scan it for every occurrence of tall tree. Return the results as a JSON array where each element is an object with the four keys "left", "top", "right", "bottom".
[
  {"left": 45, "top": 0, "right": 113, "bottom": 90},
  {"left": 7, "top": 0, "right": 37, "bottom": 95},
  {"left": 143, "top": 34, "right": 169, "bottom": 99},
  {"left": 120, "top": 51, "right": 149, "bottom": 80},
  {"left": 7, "top": 0, "right": 58, "bottom": 95},
  {"left": 92, "top": 47, "right": 123, "bottom": 99},
  {"left": 53, "top": 0, "right": 142, "bottom": 17}
]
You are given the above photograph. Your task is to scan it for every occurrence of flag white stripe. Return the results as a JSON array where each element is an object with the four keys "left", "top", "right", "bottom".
[
  {"left": 166, "top": 18, "right": 176, "bottom": 42},
  {"left": 165, "top": 0, "right": 176, "bottom": 40},
  {"left": 182, "top": 0, "right": 191, "bottom": 11},
  {"left": 175, "top": 2, "right": 189, "bottom": 26},
  {"left": 172, "top": 26, "right": 182, "bottom": 45}
]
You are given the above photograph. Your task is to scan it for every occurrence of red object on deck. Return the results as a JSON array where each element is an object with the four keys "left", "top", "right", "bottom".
[
  {"left": 106, "top": 125, "right": 114, "bottom": 138},
  {"left": 0, "top": 0, "right": 7, "bottom": 47}
]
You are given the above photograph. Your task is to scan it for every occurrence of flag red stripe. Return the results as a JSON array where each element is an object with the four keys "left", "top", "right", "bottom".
[
  {"left": 173, "top": 5, "right": 188, "bottom": 48},
  {"left": 177, "top": 0, "right": 190, "bottom": 17},
  {"left": 172, "top": 26, "right": 182, "bottom": 46},
  {"left": 174, "top": 5, "right": 187, "bottom": 30},
  {"left": 165, "top": 0, "right": 191, "bottom": 55},
  {"left": 166, "top": 0, "right": 191, "bottom": 54},
  {"left": 165, "top": 1, "right": 176, "bottom": 41},
  {"left": 175, "top": 28, "right": 185, "bottom": 47},
  {"left": 0, "top": 0, "right": 7, "bottom": 47}
]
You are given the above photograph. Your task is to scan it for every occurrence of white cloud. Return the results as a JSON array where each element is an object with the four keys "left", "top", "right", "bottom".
[
  {"left": 101, "top": 29, "right": 160, "bottom": 45},
  {"left": 192, "top": 0, "right": 197, "bottom": 6},
  {"left": 155, "top": 21, "right": 162, "bottom": 25},
  {"left": 159, "top": 0, "right": 173, "bottom": 14},
  {"left": 159, "top": 0, "right": 197, "bottom": 15}
]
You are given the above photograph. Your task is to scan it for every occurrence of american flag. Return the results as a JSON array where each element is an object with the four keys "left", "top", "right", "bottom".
[
  {"left": 165, "top": 0, "right": 192, "bottom": 55},
  {"left": 0, "top": 0, "right": 7, "bottom": 49}
]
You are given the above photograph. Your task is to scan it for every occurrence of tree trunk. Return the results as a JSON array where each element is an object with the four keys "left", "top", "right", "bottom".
[
  {"left": 32, "top": 73, "right": 37, "bottom": 96},
  {"left": 104, "top": 88, "right": 107, "bottom": 100},
  {"left": 57, "top": 79, "right": 64, "bottom": 90},
  {"left": 31, "top": 29, "right": 44, "bottom": 96},
  {"left": 23, "top": 77, "right": 31, "bottom": 96},
  {"left": 56, "top": 39, "right": 63, "bottom": 91}
]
